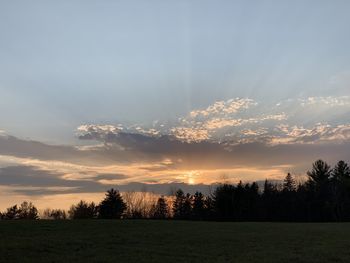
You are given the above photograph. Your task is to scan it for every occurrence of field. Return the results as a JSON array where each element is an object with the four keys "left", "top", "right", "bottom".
[{"left": 0, "top": 220, "right": 350, "bottom": 262}]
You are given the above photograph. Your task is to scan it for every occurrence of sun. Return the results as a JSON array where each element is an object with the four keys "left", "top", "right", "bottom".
[{"left": 185, "top": 171, "right": 198, "bottom": 185}]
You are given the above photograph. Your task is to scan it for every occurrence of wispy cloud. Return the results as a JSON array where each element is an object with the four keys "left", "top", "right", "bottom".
[
  {"left": 76, "top": 96, "right": 350, "bottom": 145},
  {"left": 1, "top": 96, "right": 350, "bottom": 208},
  {"left": 298, "top": 96, "right": 350, "bottom": 107}
]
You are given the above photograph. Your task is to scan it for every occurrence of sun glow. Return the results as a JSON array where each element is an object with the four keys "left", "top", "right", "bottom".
[{"left": 185, "top": 171, "right": 200, "bottom": 185}]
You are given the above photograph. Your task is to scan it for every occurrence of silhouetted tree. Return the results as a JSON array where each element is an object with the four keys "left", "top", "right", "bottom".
[
  {"left": 283, "top": 173, "right": 296, "bottom": 192},
  {"left": 245, "top": 182, "right": 260, "bottom": 220},
  {"left": 182, "top": 193, "right": 192, "bottom": 220},
  {"left": 262, "top": 180, "right": 280, "bottom": 221},
  {"left": 18, "top": 202, "right": 38, "bottom": 219},
  {"left": 192, "top": 192, "right": 205, "bottom": 220},
  {"left": 152, "top": 196, "right": 169, "bottom": 219},
  {"left": 213, "top": 184, "right": 236, "bottom": 221},
  {"left": 332, "top": 161, "right": 350, "bottom": 183},
  {"left": 6, "top": 159, "right": 350, "bottom": 222},
  {"left": 203, "top": 195, "right": 215, "bottom": 220},
  {"left": 330, "top": 161, "right": 350, "bottom": 221},
  {"left": 307, "top": 160, "right": 332, "bottom": 188},
  {"left": 2, "top": 202, "right": 38, "bottom": 220},
  {"left": 306, "top": 160, "right": 333, "bottom": 221},
  {"left": 98, "top": 188, "right": 126, "bottom": 219},
  {"left": 173, "top": 189, "right": 186, "bottom": 219},
  {"left": 3, "top": 205, "right": 21, "bottom": 220},
  {"left": 279, "top": 174, "right": 298, "bottom": 221},
  {"left": 69, "top": 200, "right": 97, "bottom": 219},
  {"left": 124, "top": 191, "right": 157, "bottom": 219}
]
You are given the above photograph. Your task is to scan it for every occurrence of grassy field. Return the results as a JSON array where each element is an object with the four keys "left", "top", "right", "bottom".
[{"left": 0, "top": 220, "right": 350, "bottom": 262}]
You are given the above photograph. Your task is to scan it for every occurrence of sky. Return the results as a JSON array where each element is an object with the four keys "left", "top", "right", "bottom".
[{"left": 1, "top": 0, "right": 350, "bottom": 209}]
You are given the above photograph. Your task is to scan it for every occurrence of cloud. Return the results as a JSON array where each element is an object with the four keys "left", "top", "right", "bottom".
[
  {"left": 1, "top": 95, "right": 350, "bottom": 205},
  {"left": 189, "top": 98, "right": 257, "bottom": 118},
  {"left": 0, "top": 165, "right": 109, "bottom": 193},
  {"left": 92, "top": 173, "right": 127, "bottom": 180},
  {"left": 0, "top": 164, "right": 217, "bottom": 198},
  {"left": 270, "top": 123, "right": 350, "bottom": 145},
  {"left": 298, "top": 96, "right": 350, "bottom": 107},
  {"left": 171, "top": 98, "right": 287, "bottom": 142},
  {"left": 72, "top": 97, "right": 350, "bottom": 171},
  {"left": 76, "top": 96, "right": 350, "bottom": 147},
  {"left": 1, "top": 134, "right": 350, "bottom": 204},
  {"left": 170, "top": 127, "right": 210, "bottom": 143}
]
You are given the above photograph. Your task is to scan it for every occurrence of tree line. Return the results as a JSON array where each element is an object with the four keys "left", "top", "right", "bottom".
[{"left": 1, "top": 159, "right": 350, "bottom": 222}]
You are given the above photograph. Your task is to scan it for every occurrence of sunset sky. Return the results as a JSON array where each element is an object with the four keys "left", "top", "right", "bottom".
[{"left": 1, "top": 0, "right": 350, "bottom": 209}]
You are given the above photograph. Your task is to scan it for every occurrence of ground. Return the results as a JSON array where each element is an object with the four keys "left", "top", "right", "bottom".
[{"left": 0, "top": 220, "right": 349, "bottom": 262}]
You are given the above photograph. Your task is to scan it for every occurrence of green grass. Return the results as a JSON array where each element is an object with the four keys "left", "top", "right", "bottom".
[{"left": 0, "top": 220, "right": 350, "bottom": 262}]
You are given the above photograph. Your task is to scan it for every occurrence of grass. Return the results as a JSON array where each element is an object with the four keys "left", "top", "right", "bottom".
[{"left": 0, "top": 220, "right": 350, "bottom": 262}]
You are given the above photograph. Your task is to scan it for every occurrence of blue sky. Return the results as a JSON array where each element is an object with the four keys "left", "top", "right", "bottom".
[
  {"left": 1, "top": 0, "right": 350, "bottom": 142},
  {"left": 1, "top": 1, "right": 350, "bottom": 208}
]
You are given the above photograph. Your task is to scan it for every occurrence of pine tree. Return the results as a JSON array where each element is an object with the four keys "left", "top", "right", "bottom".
[
  {"left": 69, "top": 200, "right": 97, "bottom": 219},
  {"left": 98, "top": 188, "right": 126, "bottom": 219},
  {"left": 182, "top": 193, "right": 192, "bottom": 219},
  {"left": 192, "top": 192, "right": 205, "bottom": 220},
  {"left": 332, "top": 161, "right": 350, "bottom": 182},
  {"left": 307, "top": 160, "right": 332, "bottom": 187},
  {"left": 283, "top": 173, "right": 296, "bottom": 192},
  {"left": 153, "top": 196, "right": 169, "bottom": 219},
  {"left": 172, "top": 189, "right": 185, "bottom": 219}
]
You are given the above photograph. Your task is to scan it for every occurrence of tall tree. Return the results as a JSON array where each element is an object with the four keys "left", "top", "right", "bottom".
[
  {"left": 192, "top": 192, "right": 205, "bottom": 220},
  {"left": 283, "top": 173, "right": 296, "bottom": 192},
  {"left": 307, "top": 160, "right": 332, "bottom": 187},
  {"left": 330, "top": 161, "right": 350, "bottom": 221},
  {"left": 306, "top": 160, "right": 333, "bottom": 221},
  {"left": 203, "top": 195, "right": 215, "bottom": 220},
  {"left": 262, "top": 180, "right": 279, "bottom": 221},
  {"left": 332, "top": 161, "right": 350, "bottom": 182},
  {"left": 172, "top": 189, "right": 186, "bottom": 219},
  {"left": 98, "top": 188, "right": 126, "bottom": 219},
  {"left": 213, "top": 184, "right": 236, "bottom": 220},
  {"left": 152, "top": 196, "right": 169, "bottom": 219},
  {"left": 182, "top": 193, "right": 192, "bottom": 219}
]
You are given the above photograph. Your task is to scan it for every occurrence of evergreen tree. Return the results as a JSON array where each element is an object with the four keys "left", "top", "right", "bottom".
[
  {"left": 192, "top": 192, "right": 205, "bottom": 220},
  {"left": 307, "top": 160, "right": 332, "bottom": 187},
  {"left": 172, "top": 189, "right": 186, "bottom": 219},
  {"left": 152, "top": 196, "right": 169, "bottom": 219},
  {"left": 203, "top": 196, "right": 215, "bottom": 220},
  {"left": 330, "top": 161, "right": 350, "bottom": 221},
  {"left": 332, "top": 161, "right": 350, "bottom": 182},
  {"left": 263, "top": 179, "right": 277, "bottom": 196},
  {"left": 213, "top": 184, "right": 236, "bottom": 220},
  {"left": 182, "top": 193, "right": 192, "bottom": 219},
  {"left": 246, "top": 182, "right": 259, "bottom": 220},
  {"left": 283, "top": 173, "right": 296, "bottom": 192},
  {"left": 306, "top": 160, "right": 333, "bottom": 221},
  {"left": 98, "top": 188, "right": 126, "bottom": 219},
  {"left": 69, "top": 200, "right": 97, "bottom": 219},
  {"left": 262, "top": 180, "right": 279, "bottom": 221}
]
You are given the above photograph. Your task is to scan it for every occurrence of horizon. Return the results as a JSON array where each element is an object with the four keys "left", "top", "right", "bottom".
[{"left": 1, "top": 0, "right": 350, "bottom": 210}]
